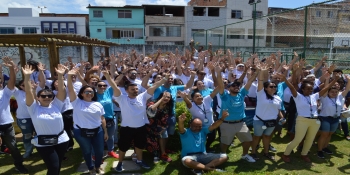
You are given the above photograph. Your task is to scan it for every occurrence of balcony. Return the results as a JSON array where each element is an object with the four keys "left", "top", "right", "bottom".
[
  {"left": 145, "top": 16, "right": 185, "bottom": 24},
  {"left": 105, "top": 38, "right": 145, "bottom": 45}
]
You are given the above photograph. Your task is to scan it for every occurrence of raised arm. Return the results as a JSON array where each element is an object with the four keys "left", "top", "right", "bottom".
[
  {"left": 184, "top": 71, "right": 196, "bottom": 90},
  {"left": 2, "top": 57, "right": 16, "bottom": 90},
  {"left": 257, "top": 63, "right": 268, "bottom": 92},
  {"left": 37, "top": 62, "right": 47, "bottom": 89},
  {"left": 178, "top": 91, "right": 192, "bottom": 109},
  {"left": 67, "top": 68, "right": 78, "bottom": 102},
  {"left": 313, "top": 56, "right": 327, "bottom": 73},
  {"left": 176, "top": 59, "right": 183, "bottom": 76},
  {"left": 178, "top": 113, "right": 187, "bottom": 134},
  {"left": 276, "top": 73, "right": 297, "bottom": 97},
  {"left": 244, "top": 66, "right": 259, "bottom": 91},
  {"left": 208, "top": 110, "right": 228, "bottom": 132},
  {"left": 101, "top": 70, "right": 120, "bottom": 97},
  {"left": 319, "top": 73, "right": 341, "bottom": 97},
  {"left": 147, "top": 73, "right": 169, "bottom": 95},
  {"left": 141, "top": 69, "right": 157, "bottom": 89},
  {"left": 342, "top": 75, "right": 350, "bottom": 97},
  {"left": 23, "top": 65, "right": 35, "bottom": 106},
  {"left": 55, "top": 64, "right": 67, "bottom": 102}
]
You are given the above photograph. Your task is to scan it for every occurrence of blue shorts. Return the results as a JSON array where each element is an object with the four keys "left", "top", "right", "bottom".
[
  {"left": 166, "top": 115, "right": 176, "bottom": 135},
  {"left": 181, "top": 153, "right": 227, "bottom": 168},
  {"left": 253, "top": 120, "right": 275, "bottom": 136},
  {"left": 320, "top": 117, "right": 340, "bottom": 133}
]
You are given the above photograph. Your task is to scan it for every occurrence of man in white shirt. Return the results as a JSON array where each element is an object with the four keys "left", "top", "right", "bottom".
[
  {"left": 196, "top": 70, "right": 214, "bottom": 89},
  {"left": 114, "top": 74, "right": 170, "bottom": 172}
]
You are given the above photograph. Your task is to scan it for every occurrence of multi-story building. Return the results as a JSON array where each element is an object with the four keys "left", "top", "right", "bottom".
[
  {"left": 185, "top": 0, "right": 268, "bottom": 48},
  {"left": 143, "top": 5, "right": 185, "bottom": 45},
  {"left": 0, "top": 8, "right": 87, "bottom": 35},
  {"left": 87, "top": 5, "right": 145, "bottom": 45}
]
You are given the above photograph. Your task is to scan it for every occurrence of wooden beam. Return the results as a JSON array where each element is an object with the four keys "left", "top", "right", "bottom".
[
  {"left": 56, "top": 47, "right": 60, "bottom": 63},
  {"left": 18, "top": 46, "right": 26, "bottom": 68},
  {"left": 104, "top": 47, "right": 109, "bottom": 57},
  {"left": 87, "top": 45, "right": 93, "bottom": 66},
  {"left": 48, "top": 42, "right": 58, "bottom": 76}
]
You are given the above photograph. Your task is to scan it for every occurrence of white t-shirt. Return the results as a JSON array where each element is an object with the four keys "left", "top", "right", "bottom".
[
  {"left": 53, "top": 89, "right": 73, "bottom": 112},
  {"left": 319, "top": 93, "right": 345, "bottom": 117},
  {"left": 247, "top": 81, "right": 258, "bottom": 98},
  {"left": 113, "top": 87, "right": 127, "bottom": 112},
  {"left": 176, "top": 74, "right": 191, "bottom": 85},
  {"left": 283, "top": 87, "right": 292, "bottom": 103},
  {"left": 71, "top": 98, "right": 105, "bottom": 129},
  {"left": 129, "top": 79, "right": 146, "bottom": 93},
  {"left": 293, "top": 92, "right": 320, "bottom": 117},
  {"left": 0, "top": 87, "right": 14, "bottom": 125},
  {"left": 113, "top": 91, "right": 152, "bottom": 128},
  {"left": 254, "top": 89, "right": 282, "bottom": 120},
  {"left": 188, "top": 96, "right": 214, "bottom": 128},
  {"left": 195, "top": 78, "right": 214, "bottom": 89},
  {"left": 12, "top": 88, "right": 31, "bottom": 119},
  {"left": 27, "top": 98, "right": 69, "bottom": 147}
]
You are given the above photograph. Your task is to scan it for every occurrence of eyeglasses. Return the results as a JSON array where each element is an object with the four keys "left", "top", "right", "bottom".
[
  {"left": 39, "top": 94, "right": 54, "bottom": 98},
  {"left": 269, "top": 86, "right": 277, "bottom": 89},
  {"left": 83, "top": 91, "right": 94, "bottom": 95},
  {"left": 97, "top": 84, "right": 107, "bottom": 88}
]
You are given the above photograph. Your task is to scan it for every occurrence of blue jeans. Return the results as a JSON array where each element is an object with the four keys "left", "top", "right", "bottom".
[
  {"left": 113, "top": 112, "right": 121, "bottom": 144},
  {"left": 106, "top": 118, "right": 117, "bottom": 152},
  {"left": 16, "top": 118, "right": 34, "bottom": 157},
  {"left": 73, "top": 126, "right": 104, "bottom": 170},
  {"left": 341, "top": 118, "right": 349, "bottom": 136},
  {"left": 167, "top": 115, "right": 176, "bottom": 135}
]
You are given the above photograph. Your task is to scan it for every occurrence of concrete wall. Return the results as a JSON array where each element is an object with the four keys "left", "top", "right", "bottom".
[{"left": 8, "top": 8, "right": 39, "bottom": 17}]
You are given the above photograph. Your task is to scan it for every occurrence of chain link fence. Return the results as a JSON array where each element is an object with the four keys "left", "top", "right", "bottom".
[{"left": 192, "top": 0, "right": 350, "bottom": 69}]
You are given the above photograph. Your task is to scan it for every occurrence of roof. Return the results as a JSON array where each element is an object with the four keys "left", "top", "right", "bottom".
[
  {"left": 86, "top": 5, "right": 143, "bottom": 9},
  {"left": 142, "top": 4, "right": 185, "bottom": 7}
]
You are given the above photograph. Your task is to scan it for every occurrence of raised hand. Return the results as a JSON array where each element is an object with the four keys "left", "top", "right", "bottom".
[
  {"left": 55, "top": 64, "right": 66, "bottom": 75},
  {"left": 207, "top": 61, "right": 215, "bottom": 71},
  {"left": 177, "top": 91, "right": 187, "bottom": 99},
  {"left": 190, "top": 71, "right": 196, "bottom": 77},
  {"left": 22, "top": 65, "right": 34, "bottom": 75},
  {"left": 328, "top": 64, "right": 337, "bottom": 73},
  {"left": 37, "top": 62, "right": 46, "bottom": 71},
  {"left": 2, "top": 56, "right": 15, "bottom": 68},
  {"left": 68, "top": 68, "right": 79, "bottom": 76},
  {"left": 161, "top": 92, "right": 171, "bottom": 102},
  {"left": 221, "top": 110, "right": 229, "bottom": 119},
  {"left": 274, "top": 73, "right": 287, "bottom": 82},
  {"left": 178, "top": 113, "right": 187, "bottom": 123}
]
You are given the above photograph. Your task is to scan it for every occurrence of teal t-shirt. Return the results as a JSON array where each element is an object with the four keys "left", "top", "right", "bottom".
[
  {"left": 153, "top": 85, "right": 185, "bottom": 115},
  {"left": 219, "top": 88, "right": 248, "bottom": 120},
  {"left": 179, "top": 127, "right": 210, "bottom": 158},
  {"left": 96, "top": 87, "right": 114, "bottom": 120}
]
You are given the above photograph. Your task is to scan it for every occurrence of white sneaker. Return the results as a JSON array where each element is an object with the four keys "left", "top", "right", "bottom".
[
  {"left": 131, "top": 153, "right": 137, "bottom": 161},
  {"left": 153, "top": 157, "right": 160, "bottom": 163},
  {"left": 241, "top": 154, "right": 256, "bottom": 162}
]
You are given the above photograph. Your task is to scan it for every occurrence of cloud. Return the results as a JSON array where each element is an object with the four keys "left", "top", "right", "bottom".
[{"left": 94, "top": 0, "right": 127, "bottom": 6}]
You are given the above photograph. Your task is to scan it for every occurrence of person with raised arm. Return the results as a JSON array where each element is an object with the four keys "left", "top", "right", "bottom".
[
  {"left": 67, "top": 68, "right": 108, "bottom": 175},
  {"left": 114, "top": 73, "right": 171, "bottom": 172},
  {"left": 24, "top": 64, "right": 68, "bottom": 175}
]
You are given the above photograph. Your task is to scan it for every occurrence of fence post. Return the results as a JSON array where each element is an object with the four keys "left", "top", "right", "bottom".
[
  {"left": 206, "top": 30, "right": 208, "bottom": 49},
  {"left": 303, "top": 6, "right": 308, "bottom": 58},
  {"left": 224, "top": 25, "right": 227, "bottom": 52}
]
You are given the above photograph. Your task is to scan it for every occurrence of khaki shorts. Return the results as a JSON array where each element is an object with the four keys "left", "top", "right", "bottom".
[{"left": 220, "top": 122, "right": 252, "bottom": 145}]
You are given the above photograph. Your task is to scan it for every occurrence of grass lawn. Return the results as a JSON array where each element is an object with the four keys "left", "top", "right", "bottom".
[{"left": 1, "top": 127, "right": 350, "bottom": 175}]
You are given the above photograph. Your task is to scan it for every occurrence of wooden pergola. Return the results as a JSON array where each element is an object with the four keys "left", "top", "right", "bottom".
[{"left": 0, "top": 34, "right": 119, "bottom": 75}]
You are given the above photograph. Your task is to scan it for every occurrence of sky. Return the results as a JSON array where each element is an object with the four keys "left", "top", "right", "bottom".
[{"left": 0, "top": 0, "right": 332, "bottom": 14}]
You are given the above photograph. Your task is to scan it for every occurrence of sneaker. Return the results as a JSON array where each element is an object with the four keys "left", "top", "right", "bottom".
[
  {"left": 136, "top": 160, "right": 151, "bottom": 169},
  {"left": 322, "top": 148, "right": 333, "bottom": 155},
  {"left": 191, "top": 169, "right": 202, "bottom": 175},
  {"left": 95, "top": 167, "right": 104, "bottom": 175},
  {"left": 269, "top": 145, "right": 277, "bottom": 152},
  {"left": 131, "top": 153, "right": 137, "bottom": 161},
  {"left": 0, "top": 148, "right": 11, "bottom": 154},
  {"left": 115, "top": 162, "right": 123, "bottom": 172},
  {"left": 108, "top": 151, "right": 120, "bottom": 159},
  {"left": 15, "top": 164, "right": 28, "bottom": 174},
  {"left": 249, "top": 144, "right": 261, "bottom": 151},
  {"left": 241, "top": 154, "right": 256, "bottom": 162},
  {"left": 89, "top": 169, "right": 96, "bottom": 175},
  {"left": 215, "top": 169, "right": 226, "bottom": 172},
  {"left": 263, "top": 153, "right": 275, "bottom": 160},
  {"left": 250, "top": 153, "right": 259, "bottom": 160},
  {"left": 281, "top": 154, "right": 290, "bottom": 163},
  {"left": 153, "top": 157, "right": 160, "bottom": 163},
  {"left": 346, "top": 136, "right": 350, "bottom": 140},
  {"left": 160, "top": 154, "right": 172, "bottom": 162},
  {"left": 317, "top": 151, "right": 325, "bottom": 159},
  {"left": 301, "top": 155, "right": 311, "bottom": 163}
]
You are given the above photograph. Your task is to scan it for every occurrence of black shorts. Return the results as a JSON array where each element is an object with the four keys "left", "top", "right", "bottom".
[{"left": 118, "top": 125, "right": 147, "bottom": 152}]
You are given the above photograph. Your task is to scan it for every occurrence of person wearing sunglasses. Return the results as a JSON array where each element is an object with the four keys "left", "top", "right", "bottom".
[
  {"left": 0, "top": 57, "right": 29, "bottom": 173},
  {"left": 250, "top": 64, "right": 283, "bottom": 160},
  {"left": 67, "top": 68, "right": 108, "bottom": 175},
  {"left": 23, "top": 64, "right": 69, "bottom": 175},
  {"left": 94, "top": 78, "right": 120, "bottom": 159}
]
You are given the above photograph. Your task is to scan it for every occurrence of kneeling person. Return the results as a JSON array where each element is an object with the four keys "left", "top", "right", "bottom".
[{"left": 178, "top": 111, "right": 229, "bottom": 174}]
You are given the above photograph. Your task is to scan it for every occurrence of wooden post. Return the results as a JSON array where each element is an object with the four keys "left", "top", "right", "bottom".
[
  {"left": 48, "top": 42, "right": 58, "bottom": 76},
  {"left": 87, "top": 45, "right": 93, "bottom": 65},
  {"left": 18, "top": 46, "right": 26, "bottom": 68},
  {"left": 56, "top": 47, "right": 60, "bottom": 63},
  {"left": 104, "top": 47, "right": 109, "bottom": 57}
]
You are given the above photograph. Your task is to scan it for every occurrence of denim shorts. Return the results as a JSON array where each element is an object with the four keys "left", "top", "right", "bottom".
[
  {"left": 166, "top": 115, "right": 176, "bottom": 135},
  {"left": 181, "top": 153, "right": 227, "bottom": 168},
  {"left": 253, "top": 120, "right": 275, "bottom": 136},
  {"left": 319, "top": 117, "right": 340, "bottom": 133}
]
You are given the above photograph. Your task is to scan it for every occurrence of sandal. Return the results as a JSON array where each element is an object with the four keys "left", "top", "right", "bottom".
[
  {"left": 263, "top": 153, "right": 275, "bottom": 160},
  {"left": 250, "top": 153, "right": 259, "bottom": 160}
]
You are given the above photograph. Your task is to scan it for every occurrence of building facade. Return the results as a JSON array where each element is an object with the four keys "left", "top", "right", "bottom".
[
  {"left": 0, "top": 8, "right": 87, "bottom": 35},
  {"left": 87, "top": 5, "right": 145, "bottom": 45},
  {"left": 185, "top": 0, "right": 268, "bottom": 48}
]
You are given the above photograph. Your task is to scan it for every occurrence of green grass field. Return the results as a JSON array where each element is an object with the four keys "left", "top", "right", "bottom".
[{"left": 1, "top": 126, "right": 350, "bottom": 175}]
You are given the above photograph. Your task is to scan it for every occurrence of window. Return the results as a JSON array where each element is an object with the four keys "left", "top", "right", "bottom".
[
  {"left": 0, "top": 28, "right": 15, "bottom": 34},
  {"left": 208, "top": 7, "right": 219, "bottom": 17},
  {"left": 316, "top": 11, "right": 322, "bottom": 17},
  {"left": 191, "top": 29, "right": 205, "bottom": 37},
  {"left": 97, "top": 29, "right": 102, "bottom": 32},
  {"left": 93, "top": 10, "right": 103, "bottom": 18},
  {"left": 209, "top": 30, "right": 222, "bottom": 37},
  {"left": 41, "top": 21, "right": 76, "bottom": 34},
  {"left": 150, "top": 26, "right": 181, "bottom": 37},
  {"left": 61, "top": 28, "right": 67, "bottom": 33},
  {"left": 252, "top": 11, "right": 263, "bottom": 18},
  {"left": 227, "top": 29, "right": 244, "bottom": 39},
  {"left": 53, "top": 28, "right": 59, "bottom": 33},
  {"left": 44, "top": 27, "right": 50, "bottom": 33},
  {"left": 313, "top": 29, "right": 319, "bottom": 35},
  {"left": 193, "top": 7, "right": 206, "bottom": 16},
  {"left": 248, "top": 29, "right": 264, "bottom": 39},
  {"left": 22, "top": 27, "right": 37, "bottom": 34},
  {"left": 112, "top": 30, "right": 134, "bottom": 38},
  {"left": 231, "top": 10, "right": 242, "bottom": 19},
  {"left": 118, "top": 10, "right": 132, "bottom": 18},
  {"left": 68, "top": 28, "right": 75, "bottom": 33},
  {"left": 327, "top": 11, "right": 333, "bottom": 18}
]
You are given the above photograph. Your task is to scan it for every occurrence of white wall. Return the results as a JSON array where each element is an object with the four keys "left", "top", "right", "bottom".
[
  {"left": 8, "top": 8, "right": 39, "bottom": 17},
  {"left": 0, "top": 17, "right": 86, "bottom": 36}
]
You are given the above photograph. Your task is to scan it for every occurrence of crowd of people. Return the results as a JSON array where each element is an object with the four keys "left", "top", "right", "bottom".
[{"left": 0, "top": 41, "right": 350, "bottom": 175}]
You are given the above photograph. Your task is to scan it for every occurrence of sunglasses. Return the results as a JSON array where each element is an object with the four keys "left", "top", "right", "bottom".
[
  {"left": 97, "top": 84, "right": 107, "bottom": 88},
  {"left": 83, "top": 91, "right": 94, "bottom": 95},
  {"left": 269, "top": 86, "right": 277, "bottom": 89},
  {"left": 39, "top": 94, "right": 54, "bottom": 98}
]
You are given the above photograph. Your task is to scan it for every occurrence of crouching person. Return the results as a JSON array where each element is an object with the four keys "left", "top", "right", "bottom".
[{"left": 178, "top": 111, "right": 229, "bottom": 175}]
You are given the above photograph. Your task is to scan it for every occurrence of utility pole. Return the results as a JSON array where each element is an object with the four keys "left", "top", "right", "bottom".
[{"left": 249, "top": 0, "right": 261, "bottom": 53}]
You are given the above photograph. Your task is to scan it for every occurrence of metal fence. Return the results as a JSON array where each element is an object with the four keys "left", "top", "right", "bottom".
[{"left": 192, "top": 0, "right": 350, "bottom": 68}]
